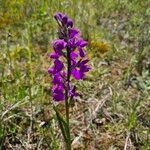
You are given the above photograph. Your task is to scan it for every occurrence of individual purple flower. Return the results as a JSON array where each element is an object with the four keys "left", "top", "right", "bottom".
[
  {"left": 53, "top": 59, "right": 64, "bottom": 73},
  {"left": 52, "top": 85, "right": 64, "bottom": 101},
  {"left": 68, "top": 37, "right": 78, "bottom": 49},
  {"left": 68, "top": 37, "right": 88, "bottom": 52},
  {"left": 76, "top": 39, "right": 88, "bottom": 57},
  {"left": 48, "top": 59, "right": 64, "bottom": 74},
  {"left": 71, "top": 59, "right": 90, "bottom": 80},
  {"left": 53, "top": 39, "right": 67, "bottom": 52},
  {"left": 53, "top": 91, "right": 64, "bottom": 101},
  {"left": 52, "top": 73, "right": 62, "bottom": 85}
]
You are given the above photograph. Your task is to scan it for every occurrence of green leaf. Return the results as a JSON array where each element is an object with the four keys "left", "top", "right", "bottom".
[{"left": 53, "top": 106, "right": 68, "bottom": 143}]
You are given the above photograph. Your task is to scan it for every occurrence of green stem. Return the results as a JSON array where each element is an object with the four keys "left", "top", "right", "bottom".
[{"left": 64, "top": 47, "right": 71, "bottom": 150}]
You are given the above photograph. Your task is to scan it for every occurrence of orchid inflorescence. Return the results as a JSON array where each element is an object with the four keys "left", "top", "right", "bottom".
[{"left": 48, "top": 12, "right": 90, "bottom": 102}]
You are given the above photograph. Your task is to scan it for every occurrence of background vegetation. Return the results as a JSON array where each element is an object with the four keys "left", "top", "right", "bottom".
[{"left": 0, "top": 0, "right": 149, "bottom": 149}]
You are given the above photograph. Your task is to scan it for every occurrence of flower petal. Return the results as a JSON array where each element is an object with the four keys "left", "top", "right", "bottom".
[
  {"left": 70, "top": 52, "right": 78, "bottom": 59},
  {"left": 54, "top": 12, "right": 63, "bottom": 21},
  {"left": 52, "top": 74, "right": 62, "bottom": 85},
  {"left": 68, "top": 28, "right": 79, "bottom": 39},
  {"left": 67, "top": 19, "right": 73, "bottom": 27},
  {"left": 79, "top": 47, "right": 86, "bottom": 57},
  {"left": 54, "top": 59, "right": 64, "bottom": 73},
  {"left": 49, "top": 53, "right": 60, "bottom": 59},
  {"left": 53, "top": 39, "right": 67, "bottom": 52},
  {"left": 48, "top": 68, "right": 54, "bottom": 74},
  {"left": 77, "top": 39, "right": 88, "bottom": 47},
  {"left": 62, "top": 15, "right": 68, "bottom": 24},
  {"left": 71, "top": 68, "right": 82, "bottom": 80}
]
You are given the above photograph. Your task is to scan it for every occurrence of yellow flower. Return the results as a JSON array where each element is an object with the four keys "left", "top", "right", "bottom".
[{"left": 88, "top": 41, "right": 110, "bottom": 57}]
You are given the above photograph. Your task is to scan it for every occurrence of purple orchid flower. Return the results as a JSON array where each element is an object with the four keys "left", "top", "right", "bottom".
[
  {"left": 53, "top": 39, "right": 67, "bottom": 52},
  {"left": 52, "top": 84, "right": 64, "bottom": 101},
  {"left": 48, "top": 12, "right": 90, "bottom": 101}
]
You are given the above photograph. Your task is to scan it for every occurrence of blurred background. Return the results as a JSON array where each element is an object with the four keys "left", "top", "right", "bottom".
[{"left": 0, "top": 0, "right": 149, "bottom": 149}]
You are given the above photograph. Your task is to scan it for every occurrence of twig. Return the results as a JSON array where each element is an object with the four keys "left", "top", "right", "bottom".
[
  {"left": 37, "top": 137, "right": 44, "bottom": 150},
  {"left": 124, "top": 132, "right": 130, "bottom": 150}
]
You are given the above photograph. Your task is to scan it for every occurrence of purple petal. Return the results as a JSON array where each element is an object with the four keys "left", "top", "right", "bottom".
[
  {"left": 68, "top": 38, "right": 76, "bottom": 48},
  {"left": 77, "top": 39, "right": 88, "bottom": 47},
  {"left": 78, "top": 59, "right": 89, "bottom": 66},
  {"left": 53, "top": 91, "right": 64, "bottom": 101},
  {"left": 80, "top": 65, "right": 91, "bottom": 72},
  {"left": 80, "top": 41, "right": 88, "bottom": 47},
  {"left": 67, "top": 19, "right": 73, "bottom": 27},
  {"left": 81, "top": 59, "right": 89, "bottom": 64},
  {"left": 52, "top": 74, "right": 62, "bottom": 85},
  {"left": 54, "top": 12, "right": 68, "bottom": 25},
  {"left": 52, "top": 85, "right": 64, "bottom": 101},
  {"left": 54, "top": 12, "right": 63, "bottom": 21},
  {"left": 68, "top": 28, "right": 79, "bottom": 39},
  {"left": 71, "top": 68, "right": 82, "bottom": 80},
  {"left": 77, "top": 58, "right": 90, "bottom": 68},
  {"left": 53, "top": 93, "right": 64, "bottom": 101},
  {"left": 70, "top": 52, "right": 78, "bottom": 59},
  {"left": 54, "top": 59, "right": 64, "bottom": 73},
  {"left": 49, "top": 53, "right": 60, "bottom": 59},
  {"left": 79, "top": 47, "right": 86, "bottom": 57},
  {"left": 68, "top": 37, "right": 80, "bottom": 49},
  {"left": 48, "top": 68, "right": 54, "bottom": 74},
  {"left": 62, "top": 15, "right": 68, "bottom": 24},
  {"left": 53, "top": 39, "right": 67, "bottom": 52}
]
